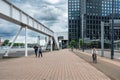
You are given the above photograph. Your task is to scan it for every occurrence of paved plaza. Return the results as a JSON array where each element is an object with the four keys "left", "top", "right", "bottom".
[{"left": 0, "top": 49, "right": 111, "bottom": 80}]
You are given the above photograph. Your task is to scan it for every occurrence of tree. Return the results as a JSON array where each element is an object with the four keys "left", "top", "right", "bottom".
[
  {"left": 70, "top": 40, "right": 76, "bottom": 47},
  {"left": 79, "top": 38, "right": 82, "bottom": 48},
  {"left": 69, "top": 40, "right": 76, "bottom": 51},
  {"left": 9, "top": 42, "right": 25, "bottom": 47},
  {"left": 2, "top": 39, "right": 9, "bottom": 46},
  {"left": 86, "top": 42, "right": 93, "bottom": 48}
]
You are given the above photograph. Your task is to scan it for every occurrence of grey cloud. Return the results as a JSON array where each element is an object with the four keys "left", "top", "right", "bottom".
[
  {"left": 28, "top": 30, "right": 45, "bottom": 39},
  {"left": 0, "top": 19, "right": 18, "bottom": 38},
  {"left": 34, "top": 7, "right": 60, "bottom": 21},
  {"left": 0, "top": 19, "right": 27, "bottom": 39},
  {"left": 8, "top": 0, "right": 68, "bottom": 33}
]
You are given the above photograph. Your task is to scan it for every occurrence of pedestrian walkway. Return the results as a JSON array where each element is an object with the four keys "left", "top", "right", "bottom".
[
  {"left": 75, "top": 49, "right": 120, "bottom": 80},
  {"left": 83, "top": 50, "right": 120, "bottom": 67},
  {"left": 85, "top": 50, "right": 120, "bottom": 67},
  {"left": 0, "top": 49, "right": 110, "bottom": 80}
]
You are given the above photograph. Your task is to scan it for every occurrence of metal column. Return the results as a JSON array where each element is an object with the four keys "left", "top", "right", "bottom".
[
  {"left": 111, "top": 0, "right": 114, "bottom": 59},
  {"left": 4, "top": 27, "right": 23, "bottom": 56},
  {"left": 81, "top": 14, "right": 84, "bottom": 52},
  {"left": 101, "top": 22, "right": 104, "bottom": 57}
]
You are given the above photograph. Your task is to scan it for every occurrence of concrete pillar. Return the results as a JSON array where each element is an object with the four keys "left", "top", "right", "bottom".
[{"left": 50, "top": 37, "right": 53, "bottom": 51}]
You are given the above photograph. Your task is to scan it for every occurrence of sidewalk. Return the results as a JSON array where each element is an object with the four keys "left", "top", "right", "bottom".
[
  {"left": 83, "top": 50, "right": 120, "bottom": 67},
  {"left": 0, "top": 49, "right": 110, "bottom": 80},
  {"left": 75, "top": 49, "right": 120, "bottom": 80}
]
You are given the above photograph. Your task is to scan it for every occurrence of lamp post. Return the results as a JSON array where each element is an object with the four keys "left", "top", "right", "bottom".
[
  {"left": 101, "top": 22, "right": 104, "bottom": 57},
  {"left": 111, "top": 0, "right": 114, "bottom": 59},
  {"left": 82, "top": 14, "right": 84, "bottom": 52}
]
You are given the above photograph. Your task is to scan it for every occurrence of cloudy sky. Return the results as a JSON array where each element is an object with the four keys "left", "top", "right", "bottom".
[{"left": 0, "top": 0, "right": 68, "bottom": 44}]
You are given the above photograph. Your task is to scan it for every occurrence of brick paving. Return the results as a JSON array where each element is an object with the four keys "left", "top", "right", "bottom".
[
  {"left": 0, "top": 49, "right": 110, "bottom": 80},
  {"left": 75, "top": 50, "right": 120, "bottom": 80},
  {"left": 80, "top": 50, "right": 120, "bottom": 67}
]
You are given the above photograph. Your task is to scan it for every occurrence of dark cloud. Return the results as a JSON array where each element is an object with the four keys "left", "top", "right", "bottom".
[
  {"left": 0, "top": 19, "right": 18, "bottom": 38},
  {"left": 0, "top": 19, "right": 27, "bottom": 38}
]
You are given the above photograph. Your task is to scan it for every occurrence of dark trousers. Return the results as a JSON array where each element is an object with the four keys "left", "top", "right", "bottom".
[
  {"left": 35, "top": 49, "right": 38, "bottom": 57},
  {"left": 92, "top": 54, "right": 97, "bottom": 63},
  {"left": 38, "top": 52, "right": 43, "bottom": 57}
]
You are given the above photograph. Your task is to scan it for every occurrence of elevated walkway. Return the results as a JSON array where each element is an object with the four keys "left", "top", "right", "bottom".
[
  {"left": 0, "top": 49, "right": 110, "bottom": 80},
  {"left": 0, "top": 0, "right": 59, "bottom": 56}
]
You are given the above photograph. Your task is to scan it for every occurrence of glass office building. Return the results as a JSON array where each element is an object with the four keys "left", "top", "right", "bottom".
[
  {"left": 68, "top": 0, "right": 81, "bottom": 43},
  {"left": 68, "top": 0, "right": 120, "bottom": 44}
]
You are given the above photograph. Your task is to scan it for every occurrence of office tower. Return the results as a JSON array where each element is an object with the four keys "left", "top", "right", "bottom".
[
  {"left": 68, "top": 0, "right": 120, "bottom": 44},
  {"left": 68, "top": 0, "right": 81, "bottom": 44}
]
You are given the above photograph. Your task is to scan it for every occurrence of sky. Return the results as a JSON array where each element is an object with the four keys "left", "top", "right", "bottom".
[{"left": 0, "top": 0, "right": 68, "bottom": 44}]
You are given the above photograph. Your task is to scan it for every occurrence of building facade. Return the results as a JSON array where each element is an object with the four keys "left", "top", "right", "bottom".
[
  {"left": 68, "top": 0, "right": 81, "bottom": 44},
  {"left": 68, "top": 0, "right": 120, "bottom": 44},
  {"left": 55, "top": 32, "right": 68, "bottom": 49}
]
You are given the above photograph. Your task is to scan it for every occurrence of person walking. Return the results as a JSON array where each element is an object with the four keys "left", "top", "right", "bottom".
[
  {"left": 38, "top": 46, "right": 43, "bottom": 58},
  {"left": 33, "top": 45, "right": 38, "bottom": 57},
  {"left": 92, "top": 47, "right": 97, "bottom": 63}
]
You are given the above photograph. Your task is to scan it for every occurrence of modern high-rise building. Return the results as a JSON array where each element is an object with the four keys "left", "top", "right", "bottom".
[
  {"left": 68, "top": 0, "right": 120, "bottom": 44},
  {"left": 68, "top": 0, "right": 81, "bottom": 44}
]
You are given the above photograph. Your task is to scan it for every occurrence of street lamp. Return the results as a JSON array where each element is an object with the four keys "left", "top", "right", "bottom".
[
  {"left": 111, "top": 0, "right": 114, "bottom": 59},
  {"left": 81, "top": 14, "right": 84, "bottom": 52},
  {"left": 101, "top": 22, "right": 104, "bottom": 57}
]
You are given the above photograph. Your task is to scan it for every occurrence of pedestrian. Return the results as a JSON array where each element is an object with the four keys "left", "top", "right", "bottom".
[
  {"left": 33, "top": 45, "right": 38, "bottom": 57},
  {"left": 38, "top": 46, "right": 43, "bottom": 58},
  {"left": 71, "top": 46, "right": 74, "bottom": 51},
  {"left": 92, "top": 47, "right": 97, "bottom": 63}
]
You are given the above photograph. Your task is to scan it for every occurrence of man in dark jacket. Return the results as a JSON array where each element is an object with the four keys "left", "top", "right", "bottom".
[{"left": 34, "top": 45, "right": 38, "bottom": 57}]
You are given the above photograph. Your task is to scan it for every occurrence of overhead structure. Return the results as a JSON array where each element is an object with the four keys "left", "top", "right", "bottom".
[
  {"left": 0, "top": 0, "right": 54, "bottom": 37},
  {"left": 0, "top": 0, "right": 59, "bottom": 56}
]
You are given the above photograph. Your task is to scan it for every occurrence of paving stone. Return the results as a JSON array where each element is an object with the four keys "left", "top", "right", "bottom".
[{"left": 0, "top": 49, "right": 110, "bottom": 80}]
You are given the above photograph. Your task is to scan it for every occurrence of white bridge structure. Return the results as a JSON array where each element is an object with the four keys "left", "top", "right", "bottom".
[{"left": 0, "top": 0, "right": 59, "bottom": 56}]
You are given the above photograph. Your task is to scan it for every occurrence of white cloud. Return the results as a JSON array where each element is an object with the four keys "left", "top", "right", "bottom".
[
  {"left": 44, "top": 0, "right": 60, "bottom": 4},
  {"left": 50, "top": 22, "right": 68, "bottom": 32},
  {"left": 14, "top": 2, "right": 39, "bottom": 17}
]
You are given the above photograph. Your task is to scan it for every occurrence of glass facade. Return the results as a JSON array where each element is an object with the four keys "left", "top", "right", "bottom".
[
  {"left": 68, "top": 0, "right": 120, "bottom": 44},
  {"left": 68, "top": 0, "right": 81, "bottom": 43},
  {"left": 86, "top": 0, "right": 102, "bottom": 40}
]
